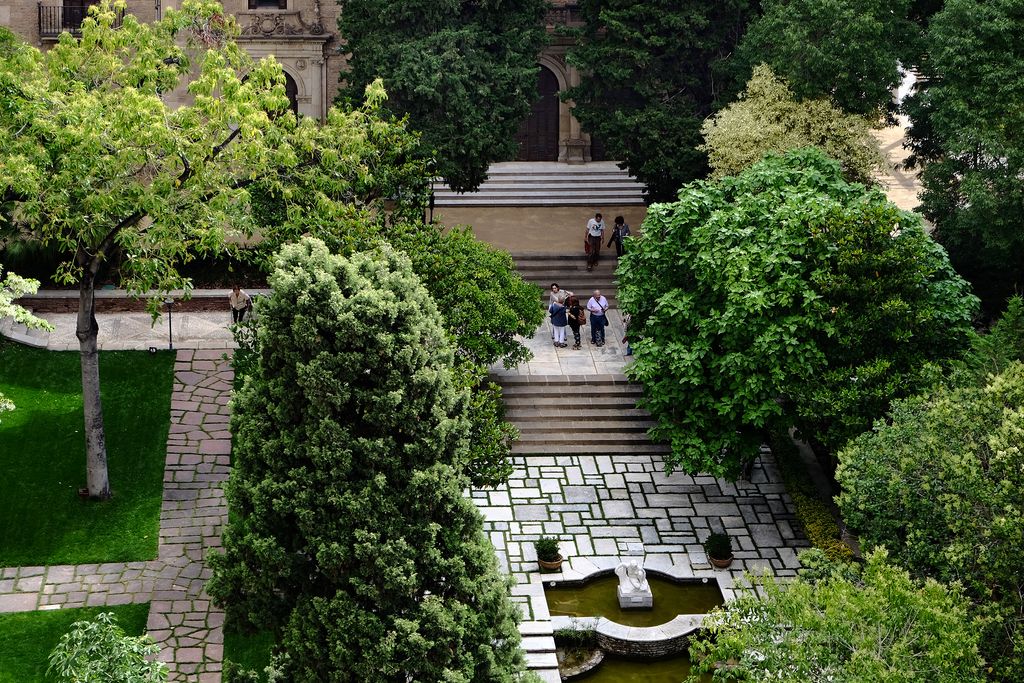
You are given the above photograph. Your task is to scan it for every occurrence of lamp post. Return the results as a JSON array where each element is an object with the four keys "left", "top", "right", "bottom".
[{"left": 164, "top": 297, "right": 174, "bottom": 351}]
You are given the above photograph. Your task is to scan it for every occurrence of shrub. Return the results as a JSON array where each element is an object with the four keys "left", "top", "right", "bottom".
[
  {"left": 534, "top": 537, "right": 561, "bottom": 562},
  {"left": 703, "top": 532, "right": 733, "bottom": 560}
]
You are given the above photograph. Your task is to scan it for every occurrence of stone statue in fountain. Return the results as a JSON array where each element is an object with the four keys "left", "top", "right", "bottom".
[{"left": 615, "top": 558, "right": 653, "bottom": 609}]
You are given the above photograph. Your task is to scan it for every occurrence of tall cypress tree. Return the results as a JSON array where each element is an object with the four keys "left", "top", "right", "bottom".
[
  {"left": 208, "top": 238, "right": 524, "bottom": 681},
  {"left": 336, "top": 0, "right": 548, "bottom": 193}
]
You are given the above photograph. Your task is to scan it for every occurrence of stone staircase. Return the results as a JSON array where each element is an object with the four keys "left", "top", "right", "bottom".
[
  {"left": 0, "top": 310, "right": 51, "bottom": 348},
  {"left": 513, "top": 253, "right": 620, "bottom": 310},
  {"left": 433, "top": 161, "right": 646, "bottom": 207},
  {"left": 501, "top": 375, "right": 669, "bottom": 457}
]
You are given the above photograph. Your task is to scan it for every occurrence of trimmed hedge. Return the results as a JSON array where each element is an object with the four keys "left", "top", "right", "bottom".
[{"left": 769, "top": 432, "right": 853, "bottom": 562}]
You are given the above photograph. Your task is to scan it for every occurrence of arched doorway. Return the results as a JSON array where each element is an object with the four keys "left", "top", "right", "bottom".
[
  {"left": 283, "top": 72, "right": 299, "bottom": 116},
  {"left": 514, "top": 65, "right": 560, "bottom": 161}
]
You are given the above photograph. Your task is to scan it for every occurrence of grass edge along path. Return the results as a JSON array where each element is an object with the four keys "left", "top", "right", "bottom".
[
  {"left": 0, "top": 602, "right": 150, "bottom": 683},
  {"left": 0, "top": 343, "right": 174, "bottom": 567}
]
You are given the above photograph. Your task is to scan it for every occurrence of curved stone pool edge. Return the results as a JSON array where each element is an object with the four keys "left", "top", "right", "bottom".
[{"left": 538, "top": 556, "right": 738, "bottom": 660}]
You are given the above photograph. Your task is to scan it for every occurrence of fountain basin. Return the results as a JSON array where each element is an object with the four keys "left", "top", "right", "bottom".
[
  {"left": 545, "top": 570, "right": 724, "bottom": 660},
  {"left": 544, "top": 573, "right": 724, "bottom": 627}
]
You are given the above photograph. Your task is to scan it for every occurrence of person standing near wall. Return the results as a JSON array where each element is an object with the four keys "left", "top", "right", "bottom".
[{"left": 607, "top": 215, "right": 630, "bottom": 257}]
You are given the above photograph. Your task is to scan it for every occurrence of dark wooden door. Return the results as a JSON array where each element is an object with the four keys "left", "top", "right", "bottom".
[{"left": 514, "top": 66, "right": 560, "bottom": 161}]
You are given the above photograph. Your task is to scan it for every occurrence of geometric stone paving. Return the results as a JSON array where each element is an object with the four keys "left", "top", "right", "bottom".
[
  {"left": 472, "top": 444, "right": 809, "bottom": 680},
  {"left": 0, "top": 349, "right": 233, "bottom": 683}
]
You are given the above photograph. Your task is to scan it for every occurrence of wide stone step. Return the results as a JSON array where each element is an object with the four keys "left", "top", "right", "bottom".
[
  {"left": 512, "top": 420, "right": 656, "bottom": 433},
  {"left": 505, "top": 407, "right": 651, "bottom": 420},
  {"left": 515, "top": 431, "right": 654, "bottom": 444},
  {"left": 501, "top": 385, "right": 642, "bottom": 397},
  {"left": 512, "top": 442, "right": 671, "bottom": 455}
]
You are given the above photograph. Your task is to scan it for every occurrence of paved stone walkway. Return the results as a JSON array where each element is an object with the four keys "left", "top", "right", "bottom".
[
  {"left": 489, "top": 313, "right": 630, "bottom": 378},
  {"left": 0, "top": 350, "right": 233, "bottom": 683}
]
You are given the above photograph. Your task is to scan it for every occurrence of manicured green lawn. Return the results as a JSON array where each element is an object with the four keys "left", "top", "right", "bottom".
[
  {"left": 0, "top": 343, "right": 174, "bottom": 566},
  {"left": 224, "top": 626, "right": 275, "bottom": 680},
  {"left": 0, "top": 603, "right": 150, "bottom": 682}
]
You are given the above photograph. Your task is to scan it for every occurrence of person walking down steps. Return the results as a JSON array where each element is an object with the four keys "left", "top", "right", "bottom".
[
  {"left": 549, "top": 296, "right": 569, "bottom": 348},
  {"left": 585, "top": 212, "right": 605, "bottom": 271},
  {"left": 607, "top": 215, "right": 630, "bottom": 257},
  {"left": 587, "top": 289, "right": 609, "bottom": 346},
  {"left": 567, "top": 295, "right": 586, "bottom": 350}
]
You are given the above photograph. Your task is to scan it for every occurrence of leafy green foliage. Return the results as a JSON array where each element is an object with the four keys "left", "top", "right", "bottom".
[
  {"left": 688, "top": 549, "right": 986, "bottom": 682},
  {"left": 700, "top": 65, "right": 886, "bottom": 185},
  {"left": 0, "top": 604, "right": 150, "bottom": 683},
  {"left": 836, "top": 363, "right": 1024, "bottom": 681},
  {"left": 335, "top": 0, "right": 548, "bottom": 192},
  {"left": 904, "top": 0, "right": 1024, "bottom": 314},
  {"left": 768, "top": 432, "right": 852, "bottom": 561},
  {"left": 48, "top": 612, "right": 166, "bottom": 682},
  {"left": 0, "top": 344, "right": 173, "bottom": 565},
  {"left": 564, "top": 0, "right": 755, "bottom": 201},
  {"left": 208, "top": 238, "right": 524, "bottom": 681},
  {"left": 0, "top": 268, "right": 52, "bottom": 416},
  {"left": 954, "top": 297, "right": 1024, "bottom": 386},
  {"left": 534, "top": 537, "right": 561, "bottom": 562},
  {"left": 702, "top": 532, "right": 732, "bottom": 560},
  {"left": 393, "top": 224, "right": 543, "bottom": 369},
  {"left": 618, "top": 148, "right": 975, "bottom": 478},
  {"left": 734, "top": 0, "right": 917, "bottom": 117}
]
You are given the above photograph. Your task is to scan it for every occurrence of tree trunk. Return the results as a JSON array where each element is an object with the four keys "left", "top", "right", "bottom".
[{"left": 77, "top": 274, "right": 111, "bottom": 500}]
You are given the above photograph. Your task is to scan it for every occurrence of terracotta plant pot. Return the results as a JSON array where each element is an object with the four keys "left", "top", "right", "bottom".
[
  {"left": 538, "top": 555, "right": 564, "bottom": 572},
  {"left": 709, "top": 555, "right": 734, "bottom": 569}
]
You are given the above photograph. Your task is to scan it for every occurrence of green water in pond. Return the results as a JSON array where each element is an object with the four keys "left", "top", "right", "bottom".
[
  {"left": 545, "top": 575, "right": 723, "bottom": 627},
  {"left": 580, "top": 654, "right": 711, "bottom": 683}
]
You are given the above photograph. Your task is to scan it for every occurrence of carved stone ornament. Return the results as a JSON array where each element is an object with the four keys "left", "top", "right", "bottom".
[{"left": 239, "top": 11, "right": 325, "bottom": 38}]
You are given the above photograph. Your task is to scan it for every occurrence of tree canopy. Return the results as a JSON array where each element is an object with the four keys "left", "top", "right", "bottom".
[
  {"left": 700, "top": 64, "right": 886, "bottom": 185},
  {"left": 0, "top": 1, "right": 430, "bottom": 498},
  {"left": 903, "top": 0, "right": 1024, "bottom": 314},
  {"left": 688, "top": 549, "right": 986, "bottom": 683},
  {"left": 617, "top": 148, "right": 975, "bottom": 478},
  {"left": 563, "top": 0, "right": 755, "bottom": 201},
  {"left": 208, "top": 238, "right": 525, "bottom": 681},
  {"left": 734, "top": 0, "right": 917, "bottom": 117},
  {"left": 335, "top": 0, "right": 549, "bottom": 192},
  {"left": 836, "top": 362, "right": 1024, "bottom": 680}
]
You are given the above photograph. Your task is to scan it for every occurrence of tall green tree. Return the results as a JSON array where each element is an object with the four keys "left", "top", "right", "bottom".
[
  {"left": 700, "top": 64, "right": 886, "bottom": 185},
  {"left": 903, "top": 0, "right": 1024, "bottom": 314},
  {"left": 618, "top": 148, "right": 975, "bottom": 478},
  {"left": 208, "top": 238, "right": 525, "bottom": 681},
  {"left": 564, "top": 0, "right": 755, "bottom": 201},
  {"left": 836, "top": 363, "right": 1024, "bottom": 681},
  {"left": 0, "top": 2, "right": 427, "bottom": 499},
  {"left": 0, "top": 1, "right": 288, "bottom": 498},
  {"left": 688, "top": 549, "right": 986, "bottom": 683},
  {"left": 734, "top": 0, "right": 917, "bottom": 117},
  {"left": 336, "top": 0, "right": 548, "bottom": 192}
]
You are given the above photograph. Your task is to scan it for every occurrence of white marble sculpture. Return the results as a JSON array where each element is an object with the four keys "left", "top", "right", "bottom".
[{"left": 615, "top": 559, "right": 653, "bottom": 609}]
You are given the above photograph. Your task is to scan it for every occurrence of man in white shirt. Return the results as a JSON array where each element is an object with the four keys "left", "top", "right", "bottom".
[
  {"left": 587, "top": 289, "right": 609, "bottom": 346},
  {"left": 229, "top": 285, "right": 252, "bottom": 324},
  {"left": 585, "top": 212, "right": 605, "bottom": 271}
]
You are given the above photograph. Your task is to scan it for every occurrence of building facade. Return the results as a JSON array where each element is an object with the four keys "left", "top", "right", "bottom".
[{"left": 1, "top": 0, "right": 601, "bottom": 162}]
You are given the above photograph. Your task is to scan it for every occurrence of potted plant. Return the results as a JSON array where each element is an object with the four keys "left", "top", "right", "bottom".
[
  {"left": 534, "top": 536, "right": 564, "bottom": 572},
  {"left": 704, "top": 532, "right": 734, "bottom": 569}
]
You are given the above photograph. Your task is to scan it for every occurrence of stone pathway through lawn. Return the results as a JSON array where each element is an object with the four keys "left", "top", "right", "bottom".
[{"left": 0, "top": 350, "right": 233, "bottom": 683}]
